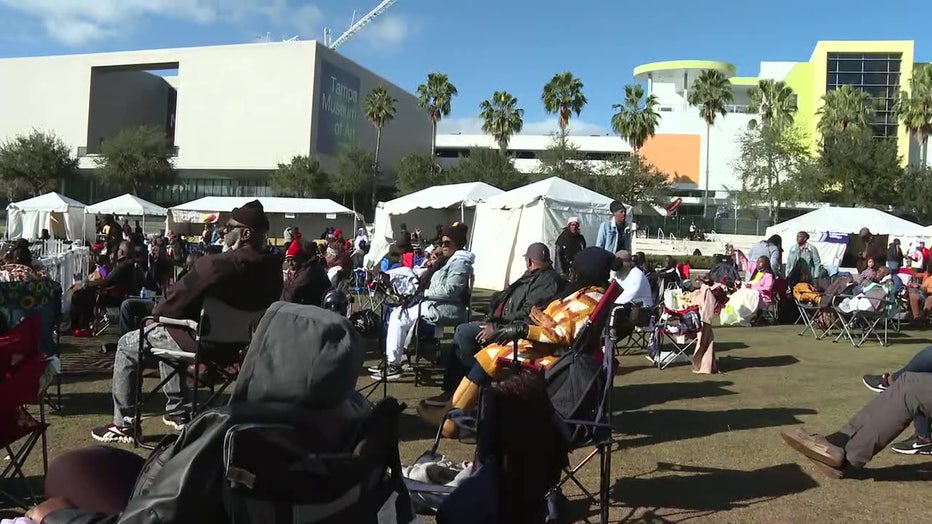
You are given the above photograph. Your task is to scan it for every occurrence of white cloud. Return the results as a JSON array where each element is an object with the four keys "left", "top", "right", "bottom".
[
  {"left": 0, "top": 0, "right": 326, "bottom": 46},
  {"left": 439, "top": 116, "right": 609, "bottom": 136},
  {"left": 358, "top": 14, "right": 412, "bottom": 50}
]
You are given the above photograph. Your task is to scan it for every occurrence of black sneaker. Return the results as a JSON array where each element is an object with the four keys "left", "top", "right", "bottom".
[
  {"left": 367, "top": 362, "right": 411, "bottom": 374},
  {"left": 891, "top": 434, "right": 932, "bottom": 454},
  {"left": 162, "top": 412, "right": 190, "bottom": 430},
  {"left": 862, "top": 374, "right": 890, "bottom": 393},
  {"left": 367, "top": 361, "right": 388, "bottom": 374},
  {"left": 370, "top": 364, "right": 405, "bottom": 381},
  {"left": 91, "top": 423, "right": 135, "bottom": 443},
  {"left": 422, "top": 392, "right": 452, "bottom": 408}
]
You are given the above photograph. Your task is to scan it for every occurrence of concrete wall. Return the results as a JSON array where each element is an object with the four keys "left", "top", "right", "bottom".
[
  {"left": 86, "top": 69, "right": 172, "bottom": 154},
  {"left": 311, "top": 44, "right": 431, "bottom": 176},
  {"left": 0, "top": 41, "right": 429, "bottom": 177}
]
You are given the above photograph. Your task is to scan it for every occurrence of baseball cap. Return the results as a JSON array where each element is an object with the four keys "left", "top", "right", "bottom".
[{"left": 524, "top": 242, "right": 551, "bottom": 263}]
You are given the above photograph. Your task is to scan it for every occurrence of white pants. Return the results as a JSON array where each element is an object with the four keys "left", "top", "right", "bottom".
[{"left": 385, "top": 304, "right": 421, "bottom": 365}]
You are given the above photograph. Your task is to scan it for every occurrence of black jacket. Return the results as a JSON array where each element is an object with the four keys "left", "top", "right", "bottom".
[
  {"left": 46, "top": 302, "right": 413, "bottom": 524},
  {"left": 554, "top": 230, "right": 586, "bottom": 276},
  {"left": 487, "top": 267, "right": 565, "bottom": 323},
  {"left": 281, "top": 259, "right": 331, "bottom": 306}
]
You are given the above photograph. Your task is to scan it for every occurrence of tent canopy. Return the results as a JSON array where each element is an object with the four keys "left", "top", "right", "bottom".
[
  {"left": 85, "top": 194, "right": 167, "bottom": 216},
  {"left": 381, "top": 182, "right": 503, "bottom": 215},
  {"left": 471, "top": 178, "right": 619, "bottom": 290},
  {"left": 766, "top": 207, "right": 927, "bottom": 239},
  {"left": 6, "top": 192, "right": 88, "bottom": 241},
  {"left": 483, "top": 177, "right": 614, "bottom": 210},
  {"left": 168, "top": 196, "right": 361, "bottom": 241},
  {"left": 364, "top": 183, "right": 503, "bottom": 267}
]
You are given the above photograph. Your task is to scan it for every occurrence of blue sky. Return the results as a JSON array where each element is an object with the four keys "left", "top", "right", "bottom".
[{"left": 1, "top": 0, "right": 930, "bottom": 136}]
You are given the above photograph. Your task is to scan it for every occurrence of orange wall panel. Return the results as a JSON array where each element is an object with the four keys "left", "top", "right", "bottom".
[{"left": 640, "top": 134, "right": 701, "bottom": 184}]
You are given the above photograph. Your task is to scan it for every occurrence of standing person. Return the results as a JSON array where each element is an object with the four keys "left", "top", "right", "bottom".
[
  {"left": 596, "top": 201, "right": 631, "bottom": 253},
  {"left": 785, "top": 231, "right": 822, "bottom": 285},
  {"left": 134, "top": 221, "right": 143, "bottom": 237},
  {"left": 887, "top": 238, "right": 904, "bottom": 273},
  {"left": 909, "top": 241, "right": 927, "bottom": 271},
  {"left": 857, "top": 227, "right": 886, "bottom": 273},
  {"left": 747, "top": 235, "right": 783, "bottom": 279},
  {"left": 554, "top": 217, "right": 586, "bottom": 277}
]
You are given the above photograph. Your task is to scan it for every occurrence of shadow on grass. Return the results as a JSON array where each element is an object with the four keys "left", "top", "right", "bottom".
[
  {"left": 711, "top": 342, "right": 749, "bottom": 353},
  {"left": 853, "top": 462, "right": 932, "bottom": 482},
  {"left": 615, "top": 407, "right": 817, "bottom": 448},
  {"left": 51, "top": 391, "right": 111, "bottom": 416},
  {"left": 398, "top": 412, "right": 443, "bottom": 442},
  {"left": 718, "top": 355, "right": 799, "bottom": 372},
  {"left": 611, "top": 462, "right": 818, "bottom": 521},
  {"left": 613, "top": 381, "right": 737, "bottom": 411},
  {"left": 0, "top": 475, "right": 44, "bottom": 514}
]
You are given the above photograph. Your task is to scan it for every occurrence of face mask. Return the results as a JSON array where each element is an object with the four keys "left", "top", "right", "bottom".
[{"left": 223, "top": 228, "right": 242, "bottom": 252}]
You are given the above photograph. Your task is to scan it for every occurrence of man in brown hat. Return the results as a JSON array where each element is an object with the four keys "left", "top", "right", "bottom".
[{"left": 92, "top": 200, "right": 284, "bottom": 444}]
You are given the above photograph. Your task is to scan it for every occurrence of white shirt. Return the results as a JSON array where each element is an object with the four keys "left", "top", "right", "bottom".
[{"left": 613, "top": 266, "right": 654, "bottom": 306}]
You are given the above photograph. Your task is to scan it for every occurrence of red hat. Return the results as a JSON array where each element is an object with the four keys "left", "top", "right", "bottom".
[
  {"left": 334, "top": 229, "right": 343, "bottom": 238},
  {"left": 285, "top": 239, "right": 302, "bottom": 258}
]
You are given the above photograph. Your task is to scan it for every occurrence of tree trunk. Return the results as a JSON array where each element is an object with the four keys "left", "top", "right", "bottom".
[
  {"left": 372, "top": 127, "right": 382, "bottom": 209},
  {"left": 703, "top": 122, "right": 711, "bottom": 218},
  {"left": 922, "top": 133, "right": 929, "bottom": 168},
  {"left": 430, "top": 120, "right": 437, "bottom": 159}
]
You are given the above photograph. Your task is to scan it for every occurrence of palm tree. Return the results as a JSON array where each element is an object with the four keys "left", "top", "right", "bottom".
[
  {"left": 541, "top": 72, "right": 587, "bottom": 135},
  {"left": 479, "top": 91, "right": 524, "bottom": 155},
  {"left": 894, "top": 63, "right": 932, "bottom": 166},
  {"left": 364, "top": 85, "right": 397, "bottom": 207},
  {"left": 687, "top": 69, "right": 733, "bottom": 217},
  {"left": 748, "top": 79, "right": 797, "bottom": 129},
  {"left": 416, "top": 72, "right": 458, "bottom": 158},
  {"left": 817, "top": 84, "right": 873, "bottom": 136},
  {"left": 611, "top": 84, "right": 661, "bottom": 165}
]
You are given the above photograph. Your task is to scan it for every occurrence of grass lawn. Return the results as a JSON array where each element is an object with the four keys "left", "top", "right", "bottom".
[{"left": 5, "top": 305, "right": 932, "bottom": 522}]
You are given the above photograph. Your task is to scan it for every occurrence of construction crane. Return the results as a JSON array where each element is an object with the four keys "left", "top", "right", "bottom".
[{"left": 326, "top": 0, "right": 399, "bottom": 50}]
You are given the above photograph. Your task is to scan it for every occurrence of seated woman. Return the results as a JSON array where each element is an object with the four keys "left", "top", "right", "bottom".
[
  {"left": 906, "top": 270, "right": 932, "bottom": 324},
  {"left": 0, "top": 239, "right": 46, "bottom": 282},
  {"left": 719, "top": 251, "right": 774, "bottom": 326},
  {"left": 855, "top": 257, "right": 878, "bottom": 285},
  {"left": 432, "top": 247, "right": 614, "bottom": 438},
  {"left": 373, "top": 223, "right": 474, "bottom": 381},
  {"left": 323, "top": 240, "right": 353, "bottom": 288},
  {"left": 69, "top": 242, "right": 140, "bottom": 333}
]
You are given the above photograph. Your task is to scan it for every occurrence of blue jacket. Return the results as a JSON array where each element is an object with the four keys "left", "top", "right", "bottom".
[{"left": 596, "top": 221, "right": 631, "bottom": 253}]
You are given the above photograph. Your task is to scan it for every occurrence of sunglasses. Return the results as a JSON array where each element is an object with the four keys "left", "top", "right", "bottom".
[{"left": 440, "top": 240, "right": 454, "bottom": 247}]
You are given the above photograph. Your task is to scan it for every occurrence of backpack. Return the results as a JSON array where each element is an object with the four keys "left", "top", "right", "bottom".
[{"left": 545, "top": 350, "right": 605, "bottom": 444}]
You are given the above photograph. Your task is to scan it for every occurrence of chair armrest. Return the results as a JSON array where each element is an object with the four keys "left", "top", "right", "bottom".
[
  {"left": 151, "top": 348, "right": 197, "bottom": 361},
  {"left": 153, "top": 316, "right": 198, "bottom": 331}
]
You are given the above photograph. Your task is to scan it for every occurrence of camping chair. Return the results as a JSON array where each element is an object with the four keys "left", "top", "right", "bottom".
[
  {"left": 828, "top": 291, "right": 892, "bottom": 348},
  {"left": 651, "top": 304, "right": 701, "bottom": 370},
  {"left": 0, "top": 314, "right": 50, "bottom": 509},
  {"left": 410, "top": 274, "right": 474, "bottom": 387},
  {"left": 796, "top": 299, "right": 823, "bottom": 338},
  {"left": 133, "top": 297, "right": 266, "bottom": 448},
  {"left": 613, "top": 301, "right": 656, "bottom": 355}
]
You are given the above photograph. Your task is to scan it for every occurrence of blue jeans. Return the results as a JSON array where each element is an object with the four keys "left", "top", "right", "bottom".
[
  {"left": 892, "top": 346, "right": 932, "bottom": 435},
  {"left": 442, "top": 322, "right": 483, "bottom": 394}
]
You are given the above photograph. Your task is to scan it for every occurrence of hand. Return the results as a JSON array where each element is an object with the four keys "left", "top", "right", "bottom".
[
  {"left": 26, "top": 496, "right": 73, "bottom": 523},
  {"left": 476, "top": 323, "right": 496, "bottom": 344},
  {"left": 530, "top": 307, "right": 555, "bottom": 328}
]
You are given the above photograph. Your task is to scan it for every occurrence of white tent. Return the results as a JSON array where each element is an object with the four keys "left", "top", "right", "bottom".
[
  {"left": 86, "top": 194, "right": 167, "bottom": 235},
  {"left": 6, "top": 192, "right": 88, "bottom": 241},
  {"left": 471, "top": 177, "right": 617, "bottom": 291},
  {"left": 167, "top": 196, "right": 361, "bottom": 241},
  {"left": 365, "top": 182, "right": 504, "bottom": 267},
  {"left": 767, "top": 207, "right": 928, "bottom": 268}
]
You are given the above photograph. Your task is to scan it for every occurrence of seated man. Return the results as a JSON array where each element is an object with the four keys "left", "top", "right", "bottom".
[
  {"left": 429, "top": 247, "right": 614, "bottom": 438},
  {"left": 69, "top": 242, "right": 141, "bottom": 332},
  {"left": 419, "top": 242, "right": 565, "bottom": 410},
  {"left": 281, "top": 239, "right": 332, "bottom": 307},
  {"left": 91, "top": 200, "right": 284, "bottom": 443},
  {"left": 782, "top": 371, "right": 932, "bottom": 477},
  {"left": 612, "top": 250, "right": 653, "bottom": 307}
]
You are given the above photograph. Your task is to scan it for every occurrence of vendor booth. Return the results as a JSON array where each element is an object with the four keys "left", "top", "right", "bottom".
[
  {"left": 364, "top": 182, "right": 503, "bottom": 267},
  {"left": 471, "top": 177, "right": 619, "bottom": 291},
  {"left": 85, "top": 194, "right": 167, "bottom": 236},
  {"left": 766, "top": 207, "right": 928, "bottom": 268},
  {"left": 6, "top": 192, "right": 89, "bottom": 241},
  {"left": 167, "top": 197, "right": 361, "bottom": 242}
]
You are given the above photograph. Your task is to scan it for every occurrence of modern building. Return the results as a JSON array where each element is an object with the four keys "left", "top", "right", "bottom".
[
  {"left": 437, "top": 40, "right": 920, "bottom": 216},
  {"left": 0, "top": 41, "right": 431, "bottom": 205}
]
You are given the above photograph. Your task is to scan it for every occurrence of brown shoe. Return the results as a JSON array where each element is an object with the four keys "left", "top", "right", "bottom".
[
  {"left": 781, "top": 427, "right": 845, "bottom": 468},
  {"left": 807, "top": 457, "right": 845, "bottom": 479}
]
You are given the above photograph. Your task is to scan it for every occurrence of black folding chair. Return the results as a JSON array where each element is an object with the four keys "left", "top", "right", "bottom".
[{"left": 133, "top": 297, "right": 266, "bottom": 447}]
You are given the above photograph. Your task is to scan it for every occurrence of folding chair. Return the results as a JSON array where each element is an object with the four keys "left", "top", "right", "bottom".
[
  {"left": 0, "top": 314, "right": 50, "bottom": 508},
  {"left": 133, "top": 297, "right": 266, "bottom": 447},
  {"left": 651, "top": 304, "right": 701, "bottom": 369},
  {"left": 410, "top": 274, "right": 473, "bottom": 387},
  {"left": 614, "top": 302, "right": 656, "bottom": 355},
  {"left": 796, "top": 299, "right": 823, "bottom": 339},
  {"left": 828, "top": 292, "right": 891, "bottom": 348}
]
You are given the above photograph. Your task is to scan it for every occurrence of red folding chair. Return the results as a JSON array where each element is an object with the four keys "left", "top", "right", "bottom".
[{"left": 0, "top": 314, "right": 50, "bottom": 508}]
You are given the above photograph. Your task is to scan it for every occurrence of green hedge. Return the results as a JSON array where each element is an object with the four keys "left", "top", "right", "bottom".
[{"left": 643, "top": 254, "right": 718, "bottom": 270}]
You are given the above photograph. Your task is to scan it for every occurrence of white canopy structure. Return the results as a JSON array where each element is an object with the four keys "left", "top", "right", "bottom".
[
  {"left": 767, "top": 207, "right": 928, "bottom": 268},
  {"left": 365, "top": 182, "right": 503, "bottom": 267},
  {"left": 85, "top": 194, "right": 167, "bottom": 217},
  {"left": 6, "top": 192, "right": 89, "bottom": 241},
  {"left": 167, "top": 196, "right": 361, "bottom": 240},
  {"left": 471, "top": 177, "right": 617, "bottom": 290}
]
